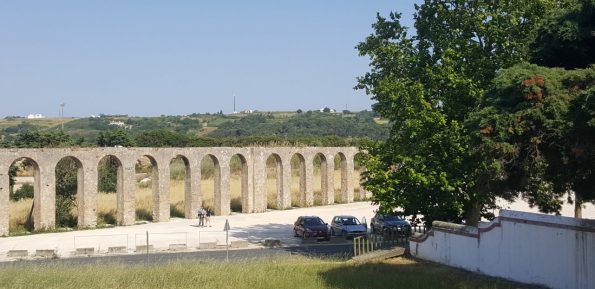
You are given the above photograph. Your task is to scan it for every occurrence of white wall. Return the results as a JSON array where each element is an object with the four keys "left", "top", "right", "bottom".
[{"left": 410, "top": 210, "right": 595, "bottom": 289}]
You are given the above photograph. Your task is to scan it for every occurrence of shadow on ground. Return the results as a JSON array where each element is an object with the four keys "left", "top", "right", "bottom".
[
  {"left": 230, "top": 223, "right": 294, "bottom": 244},
  {"left": 318, "top": 258, "right": 547, "bottom": 289}
]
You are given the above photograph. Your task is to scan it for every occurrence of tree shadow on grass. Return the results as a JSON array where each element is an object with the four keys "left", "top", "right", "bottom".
[{"left": 318, "top": 258, "right": 547, "bottom": 289}]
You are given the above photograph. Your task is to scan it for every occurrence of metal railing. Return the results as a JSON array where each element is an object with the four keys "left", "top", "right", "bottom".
[{"left": 353, "top": 225, "right": 427, "bottom": 257}]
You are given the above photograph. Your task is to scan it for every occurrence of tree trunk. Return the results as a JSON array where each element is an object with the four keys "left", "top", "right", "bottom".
[
  {"left": 464, "top": 201, "right": 481, "bottom": 227},
  {"left": 574, "top": 192, "right": 582, "bottom": 219}
]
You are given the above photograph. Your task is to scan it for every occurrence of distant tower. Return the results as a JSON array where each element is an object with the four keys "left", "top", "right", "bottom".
[
  {"left": 233, "top": 94, "right": 237, "bottom": 114},
  {"left": 60, "top": 103, "right": 66, "bottom": 130}
]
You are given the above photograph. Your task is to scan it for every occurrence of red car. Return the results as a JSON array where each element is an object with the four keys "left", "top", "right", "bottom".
[{"left": 293, "top": 216, "right": 330, "bottom": 240}]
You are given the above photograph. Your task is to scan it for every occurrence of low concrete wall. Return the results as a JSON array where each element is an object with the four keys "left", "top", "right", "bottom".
[{"left": 410, "top": 210, "right": 595, "bottom": 289}]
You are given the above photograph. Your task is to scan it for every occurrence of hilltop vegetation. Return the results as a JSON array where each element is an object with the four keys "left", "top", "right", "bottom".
[{"left": 0, "top": 110, "right": 388, "bottom": 147}]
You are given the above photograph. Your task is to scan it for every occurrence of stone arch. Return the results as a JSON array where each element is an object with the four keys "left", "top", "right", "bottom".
[
  {"left": 313, "top": 153, "right": 328, "bottom": 206},
  {"left": 135, "top": 154, "right": 159, "bottom": 221},
  {"left": 169, "top": 155, "right": 189, "bottom": 218},
  {"left": 229, "top": 154, "right": 248, "bottom": 213},
  {"left": 7, "top": 157, "right": 40, "bottom": 234},
  {"left": 200, "top": 154, "right": 221, "bottom": 215},
  {"left": 290, "top": 153, "right": 306, "bottom": 207},
  {"left": 265, "top": 153, "right": 283, "bottom": 209},
  {"left": 97, "top": 155, "right": 122, "bottom": 225},
  {"left": 54, "top": 156, "right": 83, "bottom": 229},
  {"left": 334, "top": 152, "right": 348, "bottom": 203}
]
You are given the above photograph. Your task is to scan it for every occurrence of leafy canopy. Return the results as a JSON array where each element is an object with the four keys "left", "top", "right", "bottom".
[{"left": 357, "top": 1, "right": 548, "bottom": 225}]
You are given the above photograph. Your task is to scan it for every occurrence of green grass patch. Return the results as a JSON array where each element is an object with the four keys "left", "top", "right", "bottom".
[{"left": 0, "top": 256, "right": 543, "bottom": 289}]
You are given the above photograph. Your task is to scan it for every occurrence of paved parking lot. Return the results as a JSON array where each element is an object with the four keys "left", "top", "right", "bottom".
[{"left": 0, "top": 202, "right": 378, "bottom": 261}]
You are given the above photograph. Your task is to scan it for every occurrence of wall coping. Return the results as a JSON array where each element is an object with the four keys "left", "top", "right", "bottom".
[{"left": 410, "top": 209, "right": 595, "bottom": 244}]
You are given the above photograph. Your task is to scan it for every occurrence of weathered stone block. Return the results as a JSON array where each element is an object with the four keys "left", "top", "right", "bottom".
[
  {"left": 135, "top": 245, "right": 154, "bottom": 252},
  {"left": 230, "top": 240, "right": 249, "bottom": 248},
  {"left": 108, "top": 246, "right": 127, "bottom": 254},
  {"left": 35, "top": 249, "right": 56, "bottom": 258},
  {"left": 168, "top": 244, "right": 187, "bottom": 251},
  {"left": 199, "top": 242, "right": 217, "bottom": 249},
  {"left": 7, "top": 250, "right": 28, "bottom": 257},
  {"left": 75, "top": 247, "right": 95, "bottom": 255}
]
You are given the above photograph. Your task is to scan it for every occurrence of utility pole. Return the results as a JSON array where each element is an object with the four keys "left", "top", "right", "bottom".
[
  {"left": 233, "top": 94, "right": 236, "bottom": 114},
  {"left": 60, "top": 103, "right": 65, "bottom": 130}
]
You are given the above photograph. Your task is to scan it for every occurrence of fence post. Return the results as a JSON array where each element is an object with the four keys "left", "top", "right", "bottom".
[{"left": 145, "top": 231, "right": 149, "bottom": 265}]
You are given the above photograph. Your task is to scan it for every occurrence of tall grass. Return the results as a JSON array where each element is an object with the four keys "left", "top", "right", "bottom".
[
  {"left": 8, "top": 198, "right": 33, "bottom": 234},
  {"left": 0, "top": 257, "right": 542, "bottom": 289}
]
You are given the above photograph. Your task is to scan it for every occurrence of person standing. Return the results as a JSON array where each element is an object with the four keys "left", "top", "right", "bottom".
[
  {"left": 205, "top": 208, "right": 212, "bottom": 227},
  {"left": 198, "top": 207, "right": 205, "bottom": 227}
]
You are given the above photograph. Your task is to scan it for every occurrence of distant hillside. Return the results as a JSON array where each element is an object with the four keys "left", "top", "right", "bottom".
[{"left": 0, "top": 111, "right": 388, "bottom": 146}]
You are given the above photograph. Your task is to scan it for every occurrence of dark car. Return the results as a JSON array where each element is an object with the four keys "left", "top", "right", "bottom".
[
  {"left": 330, "top": 215, "right": 367, "bottom": 238},
  {"left": 370, "top": 213, "right": 411, "bottom": 235},
  {"left": 293, "top": 216, "right": 330, "bottom": 240}
]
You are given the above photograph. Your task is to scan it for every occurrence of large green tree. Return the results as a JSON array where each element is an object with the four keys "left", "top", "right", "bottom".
[
  {"left": 472, "top": 65, "right": 594, "bottom": 218},
  {"left": 531, "top": 0, "right": 595, "bottom": 69},
  {"left": 357, "top": 1, "right": 549, "bottom": 226}
]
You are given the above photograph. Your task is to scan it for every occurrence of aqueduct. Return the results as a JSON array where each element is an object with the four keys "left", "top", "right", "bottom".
[{"left": 0, "top": 147, "right": 363, "bottom": 236}]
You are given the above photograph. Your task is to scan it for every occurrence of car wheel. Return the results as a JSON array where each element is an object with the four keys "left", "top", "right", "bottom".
[
  {"left": 294, "top": 229, "right": 299, "bottom": 237},
  {"left": 301, "top": 231, "right": 307, "bottom": 240}
]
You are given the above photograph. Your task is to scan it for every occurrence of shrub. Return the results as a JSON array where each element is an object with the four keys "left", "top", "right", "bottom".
[{"left": 11, "top": 183, "right": 33, "bottom": 201}]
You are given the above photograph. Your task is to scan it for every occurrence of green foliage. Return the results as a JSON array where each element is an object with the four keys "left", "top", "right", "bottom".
[
  {"left": 97, "top": 129, "right": 135, "bottom": 147},
  {"left": 473, "top": 64, "right": 595, "bottom": 215},
  {"left": 135, "top": 129, "right": 191, "bottom": 147},
  {"left": 357, "top": 1, "right": 548, "bottom": 226},
  {"left": 10, "top": 183, "right": 34, "bottom": 201},
  {"left": 531, "top": 0, "right": 595, "bottom": 69},
  {"left": 12, "top": 130, "right": 72, "bottom": 148},
  {"left": 209, "top": 112, "right": 389, "bottom": 140},
  {"left": 2, "top": 111, "right": 385, "bottom": 148},
  {"left": 98, "top": 156, "right": 119, "bottom": 193},
  {"left": 55, "top": 158, "right": 79, "bottom": 228}
]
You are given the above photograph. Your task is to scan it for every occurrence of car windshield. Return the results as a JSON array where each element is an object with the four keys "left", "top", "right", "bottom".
[
  {"left": 304, "top": 218, "right": 325, "bottom": 226},
  {"left": 341, "top": 217, "right": 360, "bottom": 225},
  {"left": 383, "top": 215, "right": 403, "bottom": 221}
]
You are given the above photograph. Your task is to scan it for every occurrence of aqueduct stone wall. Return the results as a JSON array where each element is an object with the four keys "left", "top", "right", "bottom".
[{"left": 0, "top": 147, "right": 362, "bottom": 236}]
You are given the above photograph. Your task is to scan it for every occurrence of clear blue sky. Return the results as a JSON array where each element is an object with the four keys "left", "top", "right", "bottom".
[{"left": 0, "top": 1, "right": 420, "bottom": 117}]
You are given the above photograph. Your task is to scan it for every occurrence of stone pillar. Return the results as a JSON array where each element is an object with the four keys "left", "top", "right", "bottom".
[
  {"left": 280, "top": 154, "right": 292, "bottom": 209},
  {"left": 242, "top": 155, "right": 254, "bottom": 213},
  {"left": 35, "top": 163, "right": 55, "bottom": 231},
  {"left": 119, "top": 162, "right": 136, "bottom": 226},
  {"left": 297, "top": 156, "right": 307, "bottom": 207},
  {"left": 304, "top": 154, "right": 314, "bottom": 207},
  {"left": 79, "top": 161, "right": 97, "bottom": 228},
  {"left": 344, "top": 156, "right": 354, "bottom": 203},
  {"left": 318, "top": 155, "right": 328, "bottom": 205},
  {"left": 0, "top": 164, "right": 9, "bottom": 236},
  {"left": 324, "top": 153, "right": 335, "bottom": 204},
  {"left": 251, "top": 149, "right": 267, "bottom": 212},
  {"left": 185, "top": 156, "right": 200, "bottom": 219},
  {"left": 218, "top": 158, "right": 231, "bottom": 216},
  {"left": 155, "top": 160, "right": 170, "bottom": 222}
]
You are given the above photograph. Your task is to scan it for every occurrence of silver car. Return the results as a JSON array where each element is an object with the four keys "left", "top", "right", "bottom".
[{"left": 330, "top": 215, "right": 367, "bottom": 238}]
